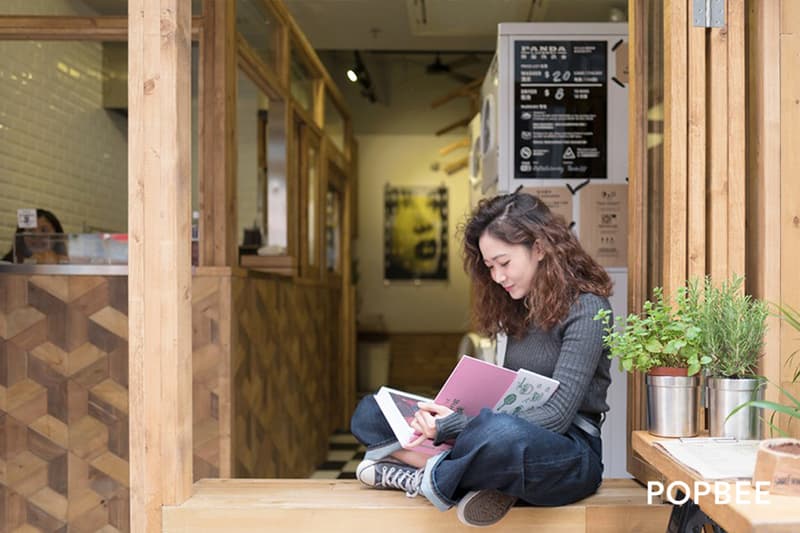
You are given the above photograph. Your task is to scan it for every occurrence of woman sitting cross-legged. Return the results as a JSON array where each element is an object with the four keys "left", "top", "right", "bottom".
[{"left": 351, "top": 190, "right": 613, "bottom": 527}]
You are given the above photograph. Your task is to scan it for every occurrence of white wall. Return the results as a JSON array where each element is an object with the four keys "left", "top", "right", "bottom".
[
  {"left": 1, "top": 0, "right": 97, "bottom": 16},
  {"left": 356, "top": 134, "right": 472, "bottom": 332},
  {"left": 321, "top": 51, "right": 489, "bottom": 333}
]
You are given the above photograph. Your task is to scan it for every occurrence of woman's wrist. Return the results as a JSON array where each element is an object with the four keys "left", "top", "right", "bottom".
[{"left": 433, "top": 412, "right": 469, "bottom": 445}]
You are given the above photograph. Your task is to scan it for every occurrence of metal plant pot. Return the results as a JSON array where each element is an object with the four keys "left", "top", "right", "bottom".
[
  {"left": 646, "top": 374, "right": 699, "bottom": 437},
  {"left": 707, "top": 377, "right": 764, "bottom": 440}
]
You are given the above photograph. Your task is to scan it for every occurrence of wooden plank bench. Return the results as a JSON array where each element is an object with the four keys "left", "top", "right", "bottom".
[{"left": 163, "top": 479, "right": 672, "bottom": 532}]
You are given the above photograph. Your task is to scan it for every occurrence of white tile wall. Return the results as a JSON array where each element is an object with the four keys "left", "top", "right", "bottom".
[
  {"left": 0, "top": 30, "right": 127, "bottom": 254},
  {"left": 1, "top": 0, "right": 97, "bottom": 16}
]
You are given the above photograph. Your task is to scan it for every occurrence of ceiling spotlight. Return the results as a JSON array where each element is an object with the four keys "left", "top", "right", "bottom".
[
  {"left": 346, "top": 50, "right": 366, "bottom": 83},
  {"left": 346, "top": 50, "right": 377, "bottom": 103}
]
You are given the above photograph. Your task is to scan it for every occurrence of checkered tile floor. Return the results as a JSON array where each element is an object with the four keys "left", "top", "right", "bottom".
[{"left": 310, "top": 432, "right": 366, "bottom": 479}]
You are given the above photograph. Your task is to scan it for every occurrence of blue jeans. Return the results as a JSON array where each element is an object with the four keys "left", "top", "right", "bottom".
[{"left": 350, "top": 394, "right": 603, "bottom": 510}]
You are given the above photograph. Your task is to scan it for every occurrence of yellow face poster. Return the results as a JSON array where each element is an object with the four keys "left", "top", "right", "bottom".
[{"left": 384, "top": 185, "right": 448, "bottom": 281}]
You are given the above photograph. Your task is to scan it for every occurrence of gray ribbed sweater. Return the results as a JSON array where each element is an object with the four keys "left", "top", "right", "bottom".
[{"left": 435, "top": 292, "right": 612, "bottom": 442}]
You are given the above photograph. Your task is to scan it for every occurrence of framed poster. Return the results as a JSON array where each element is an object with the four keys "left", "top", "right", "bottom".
[{"left": 384, "top": 184, "right": 448, "bottom": 281}]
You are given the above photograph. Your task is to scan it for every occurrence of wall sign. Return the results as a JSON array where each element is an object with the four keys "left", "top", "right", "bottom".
[
  {"left": 577, "top": 183, "right": 627, "bottom": 268},
  {"left": 521, "top": 187, "right": 573, "bottom": 226},
  {"left": 17, "top": 208, "right": 37, "bottom": 229},
  {"left": 514, "top": 40, "right": 607, "bottom": 179}
]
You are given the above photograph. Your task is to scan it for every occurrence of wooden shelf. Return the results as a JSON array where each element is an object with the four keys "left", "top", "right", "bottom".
[{"left": 240, "top": 254, "right": 296, "bottom": 276}]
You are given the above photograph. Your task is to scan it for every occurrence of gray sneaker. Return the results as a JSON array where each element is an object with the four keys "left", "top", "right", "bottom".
[
  {"left": 456, "top": 489, "right": 517, "bottom": 527},
  {"left": 355, "top": 459, "right": 424, "bottom": 497}
]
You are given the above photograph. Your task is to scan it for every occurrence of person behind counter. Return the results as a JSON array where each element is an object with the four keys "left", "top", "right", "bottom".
[{"left": 2, "top": 208, "right": 67, "bottom": 264}]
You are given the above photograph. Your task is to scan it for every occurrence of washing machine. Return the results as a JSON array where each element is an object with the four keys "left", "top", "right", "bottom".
[
  {"left": 467, "top": 112, "right": 483, "bottom": 210},
  {"left": 457, "top": 332, "right": 495, "bottom": 364},
  {"left": 480, "top": 23, "right": 631, "bottom": 478},
  {"left": 480, "top": 22, "right": 628, "bottom": 195}
]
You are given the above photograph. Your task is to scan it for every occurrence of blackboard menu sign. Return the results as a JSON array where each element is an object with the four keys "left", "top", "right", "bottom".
[{"left": 514, "top": 40, "right": 607, "bottom": 179}]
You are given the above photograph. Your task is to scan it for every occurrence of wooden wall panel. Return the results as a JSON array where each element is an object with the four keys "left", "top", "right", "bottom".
[
  {"left": 0, "top": 273, "right": 231, "bottom": 532},
  {"left": 707, "top": 23, "right": 730, "bottom": 281},
  {"left": 626, "top": 0, "right": 653, "bottom": 485},
  {"left": 201, "top": 0, "right": 237, "bottom": 267},
  {"left": 747, "top": 0, "right": 782, "bottom": 403},
  {"left": 192, "top": 274, "right": 233, "bottom": 480},
  {"left": 231, "top": 274, "right": 340, "bottom": 478},
  {"left": 629, "top": 0, "right": 751, "bottom": 478},
  {"left": 128, "top": 0, "right": 193, "bottom": 528},
  {"left": 657, "top": 0, "right": 746, "bottom": 289},
  {"left": 662, "top": 0, "right": 688, "bottom": 296},
  {"left": 726, "top": 0, "right": 746, "bottom": 279},
  {"left": 686, "top": 17, "right": 706, "bottom": 279},
  {"left": 387, "top": 333, "right": 464, "bottom": 393},
  {"left": 779, "top": 0, "right": 800, "bottom": 438}
]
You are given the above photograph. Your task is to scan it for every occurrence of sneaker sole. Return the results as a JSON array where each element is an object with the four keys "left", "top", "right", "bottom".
[{"left": 457, "top": 490, "right": 517, "bottom": 527}]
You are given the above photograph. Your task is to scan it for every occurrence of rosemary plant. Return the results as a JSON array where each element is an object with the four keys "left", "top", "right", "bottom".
[{"left": 693, "top": 276, "right": 768, "bottom": 378}]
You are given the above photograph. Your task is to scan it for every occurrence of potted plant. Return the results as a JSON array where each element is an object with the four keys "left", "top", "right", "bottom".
[
  {"left": 729, "top": 303, "right": 800, "bottom": 435},
  {"left": 596, "top": 285, "right": 711, "bottom": 437},
  {"left": 693, "top": 276, "right": 768, "bottom": 439},
  {"left": 730, "top": 304, "right": 800, "bottom": 494}
]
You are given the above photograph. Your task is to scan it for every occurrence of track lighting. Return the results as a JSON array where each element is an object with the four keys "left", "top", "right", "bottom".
[
  {"left": 346, "top": 51, "right": 366, "bottom": 83},
  {"left": 346, "top": 50, "right": 377, "bottom": 103}
]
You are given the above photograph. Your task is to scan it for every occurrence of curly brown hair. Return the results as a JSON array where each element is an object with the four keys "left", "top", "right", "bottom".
[{"left": 462, "top": 191, "right": 612, "bottom": 337}]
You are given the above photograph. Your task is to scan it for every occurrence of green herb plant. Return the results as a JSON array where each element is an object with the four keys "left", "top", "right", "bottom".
[
  {"left": 692, "top": 275, "right": 768, "bottom": 378},
  {"left": 594, "top": 286, "right": 710, "bottom": 376},
  {"left": 728, "top": 304, "right": 800, "bottom": 436}
]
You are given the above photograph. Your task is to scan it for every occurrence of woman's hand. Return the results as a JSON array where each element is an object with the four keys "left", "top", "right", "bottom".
[{"left": 404, "top": 402, "right": 454, "bottom": 449}]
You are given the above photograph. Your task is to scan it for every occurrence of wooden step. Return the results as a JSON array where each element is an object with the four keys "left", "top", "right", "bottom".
[{"left": 163, "top": 479, "right": 672, "bottom": 532}]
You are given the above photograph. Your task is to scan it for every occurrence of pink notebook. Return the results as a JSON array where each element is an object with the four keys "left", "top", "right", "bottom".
[
  {"left": 374, "top": 356, "right": 559, "bottom": 455},
  {"left": 433, "top": 356, "right": 518, "bottom": 416}
]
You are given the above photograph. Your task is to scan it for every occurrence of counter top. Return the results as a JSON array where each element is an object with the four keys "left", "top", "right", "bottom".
[
  {"left": 0, "top": 263, "right": 128, "bottom": 275},
  {"left": 0, "top": 264, "right": 231, "bottom": 276},
  {"left": 632, "top": 430, "right": 800, "bottom": 533}
]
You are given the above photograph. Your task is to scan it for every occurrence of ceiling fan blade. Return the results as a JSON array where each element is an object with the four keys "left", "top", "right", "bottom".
[
  {"left": 448, "top": 71, "right": 476, "bottom": 84},
  {"left": 446, "top": 54, "right": 480, "bottom": 70}
]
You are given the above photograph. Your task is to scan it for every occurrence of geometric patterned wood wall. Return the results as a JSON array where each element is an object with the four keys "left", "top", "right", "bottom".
[
  {"left": 231, "top": 273, "right": 340, "bottom": 479},
  {"left": 0, "top": 272, "right": 230, "bottom": 532},
  {"left": 191, "top": 274, "right": 232, "bottom": 482}
]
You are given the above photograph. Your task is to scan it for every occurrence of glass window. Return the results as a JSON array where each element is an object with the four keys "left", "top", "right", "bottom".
[
  {"left": 290, "top": 48, "right": 314, "bottom": 113},
  {"left": 235, "top": 0, "right": 282, "bottom": 73},
  {"left": 324, "top": 90, "right": 346, "bottom": 153},
  {"left": 646, "top": 0, "right": 664, "bottom": 291},
  {"left": 0, "top": 40, "right": 199, "bottom": 255},
  {"left": 306, "top": 140, "right": 318, "bottom": 267},
  {"left": 237, "top": 70, "right": 267, "bottom": 252},
  {"left": 325, "top": 172, "right": 343, "bottom": 274},
  {"left": 265, "top": 102, "right": 289, "bottom": 252},
  {"left": 1, "top": 0, "right": 203, "bottom": 16},
  {"left": 191, "top": 45, "right": 200, "bottom": 214},
  {"left": 236, "top": 69, "right": 289, "bottom": 256},
  {"left": 296, "top": 120, "right": 320, "bottom": 277}
]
